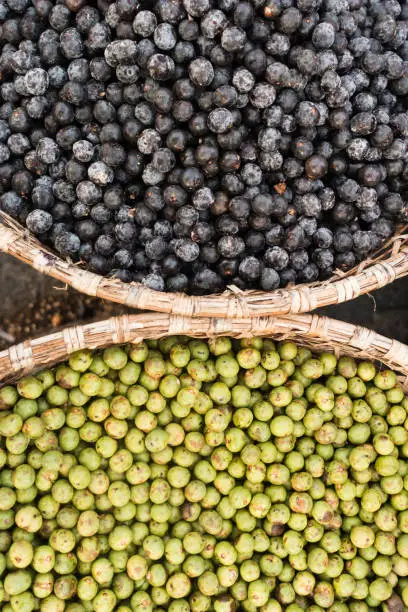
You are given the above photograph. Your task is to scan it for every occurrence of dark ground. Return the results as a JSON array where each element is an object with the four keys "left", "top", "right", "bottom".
[{"left": 0, "top": 252, "right": 407, "bottom": 349}]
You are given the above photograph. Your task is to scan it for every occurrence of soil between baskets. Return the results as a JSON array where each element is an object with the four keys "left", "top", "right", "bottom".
[{"left": 0, "top": 253, "right": 127, "bottom": 350}]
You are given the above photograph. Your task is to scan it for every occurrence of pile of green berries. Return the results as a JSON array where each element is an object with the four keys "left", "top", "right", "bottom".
[{"left": 0, "top": 335, "right": 408, "bottom": 612}]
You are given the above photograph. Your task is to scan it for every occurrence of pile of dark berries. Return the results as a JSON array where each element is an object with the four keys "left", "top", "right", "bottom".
[{"left": 0, "top": 0, "right": 407, "bottom": 295}]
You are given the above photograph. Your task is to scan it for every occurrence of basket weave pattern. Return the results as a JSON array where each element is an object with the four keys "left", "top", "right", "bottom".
[
  {"left": 1, "top": 212, "right": 407, "bottom": 318},
  {"left": 1, "top": 313, "right": 408, "bottom": 389}
]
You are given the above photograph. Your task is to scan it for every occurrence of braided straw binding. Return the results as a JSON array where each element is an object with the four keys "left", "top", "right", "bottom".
[
  {"left": 1, "top": 313, "right": 408, "bottom": 390},
  {"left": 1, "top": 212, "right": 408, "bottom": 318}
]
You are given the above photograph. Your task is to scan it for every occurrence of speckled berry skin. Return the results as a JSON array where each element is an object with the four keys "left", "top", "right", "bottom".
[{"left": 0, "top": 0, "right": 407, "bottom": 293}]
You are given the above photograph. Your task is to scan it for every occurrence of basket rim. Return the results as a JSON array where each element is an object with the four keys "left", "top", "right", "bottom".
[
  {"left": 1, "top": 211, "right": 408, "bottom": 318},
  {"left": 1, "top": 312, "right": 408, "bottom": 389}
]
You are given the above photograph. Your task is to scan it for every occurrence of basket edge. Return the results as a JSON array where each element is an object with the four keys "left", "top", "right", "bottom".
[
  {"left": 1, "top": 313, "right": 408, "bottom": 390},
  {"left": 1, "top": 212, "right": 408, "bottom": 318}
]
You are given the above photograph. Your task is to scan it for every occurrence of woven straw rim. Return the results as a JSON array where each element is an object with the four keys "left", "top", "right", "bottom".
[
  {"left": 1, "top": 312, "right": 408, "bottom": 389},
  {"left": 0, "top": 212, "right": 407, "bottom": 318}
]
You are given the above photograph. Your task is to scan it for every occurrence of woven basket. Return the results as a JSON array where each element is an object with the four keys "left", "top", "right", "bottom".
[
  {"left": 1, "top": 212, "right": 407, "bottom": 318},
  {"left": 1, "top": 312, "right": 408, "bottom": 390}
]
